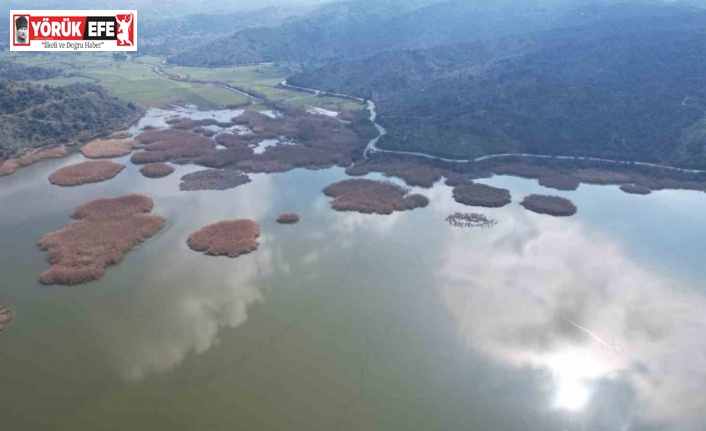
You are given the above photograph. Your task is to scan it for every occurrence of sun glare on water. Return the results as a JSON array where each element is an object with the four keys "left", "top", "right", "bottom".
[{"left": 545, "top": 349, "right": 614, "bottom": 411}]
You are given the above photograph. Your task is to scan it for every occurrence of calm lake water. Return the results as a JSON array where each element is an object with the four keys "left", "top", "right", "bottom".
[{"left": 1, "top": 109, "right": 706, "bottom": 431}]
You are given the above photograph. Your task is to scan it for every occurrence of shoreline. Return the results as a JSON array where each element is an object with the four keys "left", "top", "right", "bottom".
[{"left": 280, "top": 80, "right": 706, "bottom": 175}]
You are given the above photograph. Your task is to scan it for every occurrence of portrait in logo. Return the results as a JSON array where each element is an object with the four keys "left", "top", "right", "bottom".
[
  {"left": 14, "top": 15, "right": 29, "bottom": 45},
  {"left": 115, "top": 13, "right": 134, "bottom": 46}
]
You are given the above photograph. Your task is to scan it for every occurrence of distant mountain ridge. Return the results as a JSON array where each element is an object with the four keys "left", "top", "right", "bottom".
[
  {"left": 166, "top": 0, "right": 706, "bottom": 168},
  {"left": 286, "top": 3, "right": 706, "bottom": 168}
]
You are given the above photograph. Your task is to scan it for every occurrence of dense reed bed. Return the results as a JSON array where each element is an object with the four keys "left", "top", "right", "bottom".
[
  {"left": 187, "top": 220, "right": 260, "bottom": 258},
  {"left": 48, "top": 160, "right": 125, "bottom": 186},
  {"left": 38, "top": 194, "right": 165, "bottom": 285},
  {"left": 323, "top": 179, "right": 429, "bottom": 214}
]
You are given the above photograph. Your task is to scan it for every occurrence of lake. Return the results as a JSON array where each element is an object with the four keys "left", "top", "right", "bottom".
[{"left": 1, "top": 109, "right": 706, "bottom": 431}]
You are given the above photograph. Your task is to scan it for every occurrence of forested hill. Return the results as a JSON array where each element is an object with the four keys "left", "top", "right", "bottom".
[
  {"left": 0, "top": 61, "right": 61, "bottom": 81},
  {"left": 0, "top": 81, "right": 140, "bottom": 160},
  {"left": 290, "top": 8, "right": 706, "bottom": 168},
  {"left": 167, "top": 0, "right": 615, "bottom": 66}
]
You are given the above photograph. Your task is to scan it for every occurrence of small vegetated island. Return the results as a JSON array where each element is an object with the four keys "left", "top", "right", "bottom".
[
  {"left": 81, "top": 138, "right": 139, "bottom": 159},
  {"left": 187, "top": 219, "right": 260, "bottom": 258},
  {"left": 277, "top": 213, "right": 300, "bottom": 224},
  {"left": 38, "top": 194, "right": 165, "bottom": 285},
  {"left": 452, "top": 183, "right": 511, "bottom": 208},
  {"left": 0, "top": 306, "right": 11, "bottom": 332},
  {"left": 179, "top": 169, "right": 251, "bottom": 191},
  {"left": 520, "top": 194, "right": 577, "bottom": 217},
  {"left": 140, "top": 163, "right": 175, "bottom": 178},
  {"left": 48, "top": 160, "right": 125, "bottom": 186},
  {"left": 323, "top": 179, "right": 429, "bottom": 215},
  {"left": 620, "top": 184, "right": 652, "bottom": 195}
]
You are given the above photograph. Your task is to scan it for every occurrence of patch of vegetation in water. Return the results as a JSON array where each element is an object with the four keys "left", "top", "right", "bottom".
[
  {"left": 0, "top": 306, "right": 11, "bottom": 332},
  {"left": 140, "top": 163, "right": 174, "bottom": 178},
  {"left": 179, "top": 169, "right": 251, "bottom": 191},
  {"left": 346, "top": 158, "right": 443, "bottom": 188},
  {"left": 48, "top": 160, "right": 125, "bottom": 186},
  {"left": 187, "top": 220, "right": 260, "bottom": 258},
  {"left": 131, "top": 129, "right": 215, "bottom": 164},
  {"left": 38, "top": 194, "right": 165, "bottom": 285},
  {"left": 81, "top": 139, "right": 139, "bottom": 159},
  {"left": 0, "top": 146, "right": 68, "bottom": 177},
  {"left": 276, "top": 213, "right": 300, "bottom": 224},
  {"left": 452, "top": 183, "right": 511, "bottom": 208},
  {"left": 323, "top": 179, "right": 429, "bottom": 215},
  {"left": 620, "top": 184, "right": 652, "bottom": 195},
  {"left": 520, "top": 194, "right": 577, "bottom": 217}
]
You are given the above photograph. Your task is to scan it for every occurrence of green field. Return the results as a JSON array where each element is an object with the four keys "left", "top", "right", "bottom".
[{"left": 1, "top": 52, "right": 363, "bottom": 112}]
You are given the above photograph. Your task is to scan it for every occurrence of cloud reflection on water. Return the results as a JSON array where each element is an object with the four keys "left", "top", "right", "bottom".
[
  {"left": 439, "top": 208, "right": 706, "bottom": 430},
  {"left": 90, "top": 172, "right": 277, "bottom": 382}
]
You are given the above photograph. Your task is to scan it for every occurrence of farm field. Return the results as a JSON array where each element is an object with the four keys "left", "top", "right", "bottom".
[{"left": 0, "top": 52, "right": 363, "bottom": 111}]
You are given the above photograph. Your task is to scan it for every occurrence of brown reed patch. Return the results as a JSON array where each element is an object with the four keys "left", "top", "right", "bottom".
[
  {"left": 81, "top": 139, "right": 139, "bottom": 159},
  {"left": 194, "top": 127, "right": 216, "bottom": 137},
  {"left": 620, "top": 184, "right": 652, "bottom": 195},
  {"left": 195, "top": 147, "right": 254, "bottom": 168},
  {"left": 231, "top": 109, "right": 364, "bottom": 170},
  {"left": 179, "top": 169, "right": 251, "bottom": 191},
  {"left": 235, "top": 159, "right": 295, "bottom": 173},
  {"left": 131, "top": 110, "right": 365, "bottom": 176},
  {"left": 215, "top": 132, "right": 258, "bottom": 149},
  {"left": 131, "top": 129, "right": 215, "bottom": 164},
  {"left": 492, "top": 161, "right": 706, "bottom": 191},
  {"left": 520, "top": 194, "right": 577, "bottom": 217},
  {"left": 166, "top": 118, "right": 224, "bottom": 130},
  {"left": 276, "top": 213, "right": 300, "bottom": 224},
  {"left": 0, "top": 146, "right": 69, "bottom": 177},
  {"left": 109, "top": 130, "right": 130, "bottom": 139},
  {"left": 49, "top": 160, "right": 125, "bottom": 186},
  {"left": 0, "top": 306, "right": 11, "bottom": 332},
  {"left": 187, "top": 219, "right": 260, "bottom": 258},
  {"left": 140, "top": 163, "right": 174, "bottom": 178},
  {"left": 140, "top": 125, "right": 158, "bottom": 131},
  {"left": 452, "top": 183, "right": 511, "bottom": 208},
  {"left": 346, "top": 160, "right": 443, "bottom": 188},
  {"left": 538, "top": 174, "right": 580, "bottom": 191},
  {"left": 0, "top": 162, "right": 15, "bottom": 176},
  {"left": 38, "top": 194, "right": 165, "bottom": 285},
  {"left": 323, "top": 179, "right": 429, "bottom": 215}
]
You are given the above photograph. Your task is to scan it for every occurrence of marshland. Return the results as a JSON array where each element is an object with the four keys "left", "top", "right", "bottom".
[{"left": 2, "top": 41, "right": 706, "bottom": 431}]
